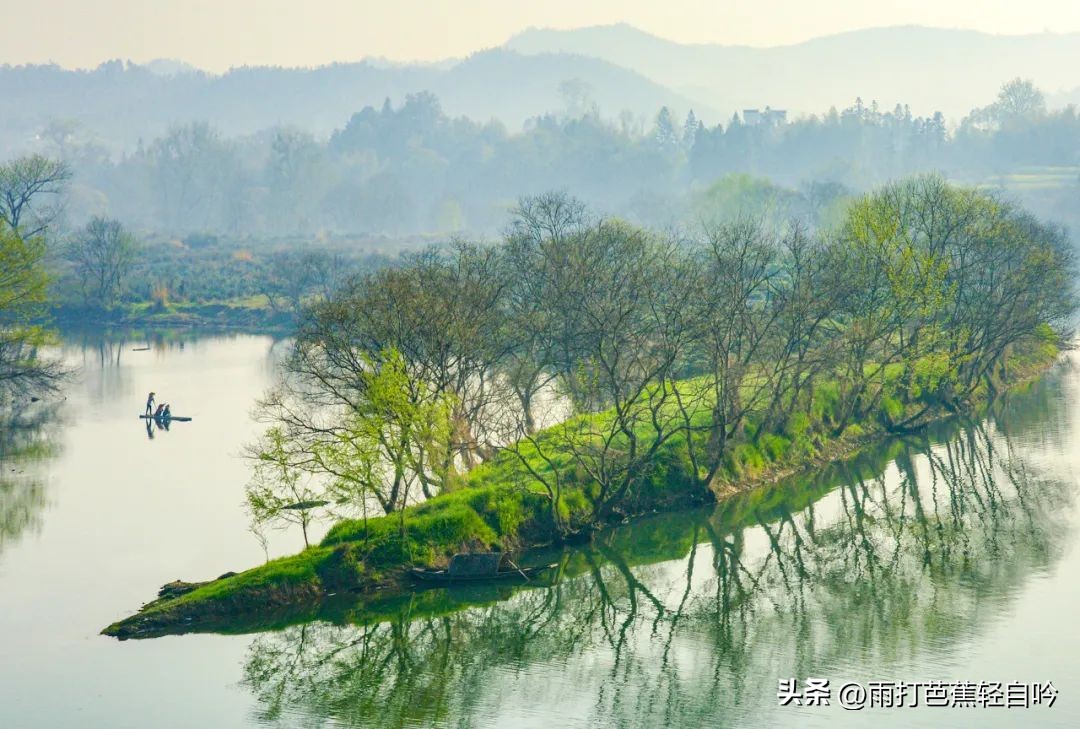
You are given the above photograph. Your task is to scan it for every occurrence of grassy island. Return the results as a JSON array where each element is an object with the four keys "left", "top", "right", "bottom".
[
  {"left": 104, "top": 177, "right": 1075, "bottom": 639},
  {"left": 103, "top": 335, "right": 1061, "bottom": 639}
]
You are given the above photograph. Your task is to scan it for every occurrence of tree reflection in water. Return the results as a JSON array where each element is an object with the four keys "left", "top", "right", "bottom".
[
  {"left": 242, "top": 380, "right": 1074, "bottom": 728},
  {"left": 0, "top": 405, "right": 62, "bottom": 557}
]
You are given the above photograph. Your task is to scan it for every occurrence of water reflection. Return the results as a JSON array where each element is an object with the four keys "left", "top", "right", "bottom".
[
  {"left": 241, "top": 377, "right": 1074, "bottom": 728},
  {"left": 2, "top": 328, "right": 285, "bottom": 558},
  {"left": 61, "top": 328, "right": 273, "bottom": 406},
  {"left": 0, "top": 405, "right": 62, "bottom": 557}
]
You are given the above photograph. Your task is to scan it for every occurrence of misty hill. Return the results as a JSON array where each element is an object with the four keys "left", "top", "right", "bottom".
[
  {"left": 506, "top": 24, "right": 1080, "bottom": 119},
  {"left": 0, "top": 50, "right": 706, "bottom": 154}
]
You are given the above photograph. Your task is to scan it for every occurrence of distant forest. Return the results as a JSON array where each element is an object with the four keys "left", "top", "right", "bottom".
[{"left": 10, "top": 73, "right": 1080, "bottom": 240}]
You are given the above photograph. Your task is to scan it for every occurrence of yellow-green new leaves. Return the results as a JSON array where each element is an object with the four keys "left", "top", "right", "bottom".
[
  {"left": 247, "top": 426, "right": 326, "bottom": 548},
  {"left": 0, "top": 227, "right": 62, "bottom": 400}
]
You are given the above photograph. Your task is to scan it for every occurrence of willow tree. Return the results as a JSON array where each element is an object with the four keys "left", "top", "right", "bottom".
[
  {"left": 501, "top": 192, "right": 590, "bottom": 435},
  {"left": 679, "top": 219, "right": 781, "bottom": 486},
  {"left": 255, "top": 346, "right": 454, "bottom": 518},
  {"left": 940, "top": 205, "right": 1075, "bottom": 398},
  {"left": 245, "top": 427, "right": 327, "bottom": 549},
  {"left": 828, "top": 181, "right": 951, "bottom": 431},
  {"left": 310, "top": 347, "right": 453, "bottom": 516},
  {"left": 270, "top": 241, "right": 510, "bottom": 492}
]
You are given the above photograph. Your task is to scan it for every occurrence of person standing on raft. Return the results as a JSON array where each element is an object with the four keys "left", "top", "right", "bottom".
[{"left": 145, "top": 392, "right": 156, "bottom": 416}]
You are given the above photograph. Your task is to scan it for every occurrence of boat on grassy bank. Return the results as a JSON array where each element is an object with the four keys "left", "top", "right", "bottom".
[{"left": 410, "top": 553, "right": 558, "bottom": 584}]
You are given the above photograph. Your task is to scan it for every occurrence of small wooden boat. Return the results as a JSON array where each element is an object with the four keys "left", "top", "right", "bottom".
[
  {"left": 138, "top": 414, "right": 193, "bottom": 422},
  {"left": 410, "top": 552, "right": 556, "bottom": 584},
  {"left": 282, "top": 500, "right": 329, "bottom": 510}
]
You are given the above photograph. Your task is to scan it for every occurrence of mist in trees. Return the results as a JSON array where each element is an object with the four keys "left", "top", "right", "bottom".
[
  {"left": 20, "top": 78, "right": 1080, "bottom": 241},
  {"left": 0, "top": 143, "right": 385, "bottom": 319}
]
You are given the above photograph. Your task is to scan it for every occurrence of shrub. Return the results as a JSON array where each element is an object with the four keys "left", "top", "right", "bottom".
[{"left": 880, "top": 394, "right": 905, "bottom": 422}]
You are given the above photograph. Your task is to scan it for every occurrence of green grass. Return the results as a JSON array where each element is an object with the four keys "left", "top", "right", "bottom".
[{"left": 169, "top": 547, "right": 331, "bottom": 607}]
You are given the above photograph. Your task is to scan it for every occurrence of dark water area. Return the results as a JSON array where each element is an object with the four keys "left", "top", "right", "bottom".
[{"left": 1, "top": 333, "right": 1078, "bottom": 728}]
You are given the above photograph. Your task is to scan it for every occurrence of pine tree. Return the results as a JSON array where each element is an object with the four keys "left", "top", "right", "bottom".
[
  {"left": 682, "top": 110, "right": 699, "bottom": 150},
  {"left": 653, "top": 106, "right": 679, "bottom": 149}
]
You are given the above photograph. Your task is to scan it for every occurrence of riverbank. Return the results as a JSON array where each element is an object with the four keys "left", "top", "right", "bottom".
[
  {"left": 102, "top": 340, "right": 1062, "bottom": 640},
  {"left": 51, "top": 300, "right": 293, "bottom": 332}
]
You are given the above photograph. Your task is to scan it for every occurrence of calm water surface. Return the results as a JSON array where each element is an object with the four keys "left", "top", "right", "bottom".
[{"left": 2, "top": 332, "right": 1079, "bottom": 728}]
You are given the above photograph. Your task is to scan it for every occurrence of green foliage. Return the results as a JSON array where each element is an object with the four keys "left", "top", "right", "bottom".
[
  {"left": 120, "top": 176, "right": 1076, "bottom": 632},
  {"left": 909, "top": 352, "right": 952, "bottom": 399},
  {"left": 692, "top": 174, "right": 803, "bottom": 231},
  {"left": 0, "top": 226, "right": 61, "bottom": 400},
  {"left": 879, "top": 394, "right": 905, "bottom": 423},
  {"left": 784, "top": 412, "right": 811, "bottom": 439},
  {"left": 732, "top": 443, "right": 765, "bottom": 474},
  {"left": 842, "top": 423, "right": 866, "bottom": 438},
  {"left": 486, "top": 492, "right": 527, "bottom": 536},
  {"left": 811, "top": 382, "right": 842, "bottom": 424},
  {"left": 246, "top": 427, "right": 328, "bottom": 548},
  {"left": 758, "top": 433, "right": 790, "bottom": 461}
]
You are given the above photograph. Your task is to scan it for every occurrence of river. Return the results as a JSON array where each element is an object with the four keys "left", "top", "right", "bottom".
[{"left": 1, "top": 331, "right": 1078, "bottom": 728}]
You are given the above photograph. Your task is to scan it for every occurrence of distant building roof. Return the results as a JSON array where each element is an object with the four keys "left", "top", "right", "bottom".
[{"left": 743, "top": 107, "right": 788, "bottom": 126}]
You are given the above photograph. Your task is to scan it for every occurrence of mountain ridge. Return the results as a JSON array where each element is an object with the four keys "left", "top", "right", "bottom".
[
  {"left": 505, "top": 24, "right": 1080, "bottom": 118},
  {"left": 0, "top": 48, "right": 710, "bottom": 153}
]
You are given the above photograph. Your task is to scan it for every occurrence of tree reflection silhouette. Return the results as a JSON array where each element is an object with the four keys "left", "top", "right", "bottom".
[
  {"left": 0, "top": 405, "right": 61, "bottom": 557},
  {"left": 241, "top": 380, "right": 1074, "bottom": 727}
]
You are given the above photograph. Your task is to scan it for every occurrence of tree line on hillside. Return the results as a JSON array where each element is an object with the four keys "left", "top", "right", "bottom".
[
  {"left": 25, "top": 79, "right": 1080, "bottom": 239},
  {"left": 246, "top": 179, "right": 1076, "bottom": 544}
]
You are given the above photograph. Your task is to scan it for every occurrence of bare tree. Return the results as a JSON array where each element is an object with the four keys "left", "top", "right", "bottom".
[
  {"left": 66, "top": 217, "right": 140, "bottom": 309},
  {"left": 506, "top": 218, "right": 699, "bottom": 527},
  {"left": 685, "top": 219, "right": 782, "bottom": 484},
  {"left": 501, "top": 192, "right": 591, "bottom": 434},
  {"left": 0, "top": 155, "right": 72, "bottom": 239},
  {"left": 259, "top": 250, "right": 352, "bottom": 315}
]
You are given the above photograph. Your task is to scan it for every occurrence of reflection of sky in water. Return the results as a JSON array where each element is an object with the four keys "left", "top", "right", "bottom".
[
  {"left": 0, "top": 332, "right": 292, "bottom": 729},
  {"left": 1, "top": 339, "right": 1079, "bottom": 728}
]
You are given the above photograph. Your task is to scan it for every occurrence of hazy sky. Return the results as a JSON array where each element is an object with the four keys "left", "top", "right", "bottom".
[{"left": 6, "top": 0, "right": 1080, "bottom": 71}]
